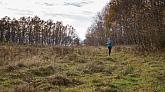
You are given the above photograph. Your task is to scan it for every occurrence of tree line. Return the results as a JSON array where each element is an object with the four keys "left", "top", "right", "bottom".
[
  {"left": 0, "top": 16, "right": 80, "bottom": 46},
  {"left": 85, "top": 0, "right": 165, "bottom": 51}
]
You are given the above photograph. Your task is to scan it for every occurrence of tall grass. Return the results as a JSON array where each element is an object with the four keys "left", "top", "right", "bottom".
[{"left": 0, "top": 45, "right": 164, "bottom": 92}]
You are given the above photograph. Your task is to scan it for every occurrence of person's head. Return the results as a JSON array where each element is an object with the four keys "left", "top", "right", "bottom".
[{"left": 107, "top": 38, "right": 111, "bottom": 43}]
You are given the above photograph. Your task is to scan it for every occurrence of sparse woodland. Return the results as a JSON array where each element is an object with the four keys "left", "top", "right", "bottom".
[
  {"left": 85, "top": 0, "right": 165, "bottom": 52},
  {"left": 0, "top": 16, "right": 79, "bottom": 46}
]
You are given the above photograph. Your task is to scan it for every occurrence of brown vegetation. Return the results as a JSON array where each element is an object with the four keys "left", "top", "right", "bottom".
[
  {"left": 0, "top": 16, "right": 79, "bottom": 46},
  {"left": 85, "top": 0, "right": 165, "bottom": 52}
]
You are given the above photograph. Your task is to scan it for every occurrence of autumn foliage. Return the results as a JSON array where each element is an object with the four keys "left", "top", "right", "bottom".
[
  {"left": 0, "top": 16, "right": 79, "bottom": 46},
  {"left": 85, "top": 0, "right": 165, "bottom": 52}
]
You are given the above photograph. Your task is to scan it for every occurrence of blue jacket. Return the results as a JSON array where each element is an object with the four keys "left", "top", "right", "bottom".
[{"left": 107, "top": 42, "right": 112, "bottom": 48}]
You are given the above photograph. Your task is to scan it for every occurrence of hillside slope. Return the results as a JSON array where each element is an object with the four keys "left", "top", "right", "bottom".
[{"left": 0, "top": 46, "right": 165, "bottom": 92}]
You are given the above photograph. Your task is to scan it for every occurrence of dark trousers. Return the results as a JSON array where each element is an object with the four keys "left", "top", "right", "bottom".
[{"left": 108, "top": 48, "right": 112, "bottom": 56}]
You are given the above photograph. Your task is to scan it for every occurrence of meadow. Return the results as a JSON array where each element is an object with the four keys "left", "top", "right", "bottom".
[{"left": 0, "top": 45, "right": 164, "bottom": 92}]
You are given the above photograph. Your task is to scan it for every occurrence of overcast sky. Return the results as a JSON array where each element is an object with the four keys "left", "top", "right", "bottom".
[{"left": 0, "top": 0, "right": 109, "bottom": 40}]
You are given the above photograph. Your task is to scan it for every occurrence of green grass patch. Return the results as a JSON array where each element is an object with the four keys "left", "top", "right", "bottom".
[{"left": 0, "top": 46, "right": 164, "bottom": 91}]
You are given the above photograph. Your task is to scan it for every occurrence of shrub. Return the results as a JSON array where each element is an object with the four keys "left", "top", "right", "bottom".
[
  {"left": 48, "top": 76, "right": 71, "bottom": 86},
  {"left": 6, "top": 65, "right": 18, "bottom": 72},
  {"left": 48, "top": 76, "right": 83, "bottom": 86},
  {"left": 83, "top": 62, "right": 105, "bottom": 74},
  {"left": 29, "top": 66, "right": 56, "bottom": 77}
]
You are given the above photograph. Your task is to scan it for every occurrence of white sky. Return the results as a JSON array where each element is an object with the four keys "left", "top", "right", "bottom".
[{"left": 0, "top": 0, "right": 109, "bottom": 40}]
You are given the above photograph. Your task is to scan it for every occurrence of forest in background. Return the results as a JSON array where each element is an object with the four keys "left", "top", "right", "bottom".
[
  {"left": 85, "top": 0, "right": 165, "bottom": 52},
  {"left": 0, "top": 0, "right": 164, "bottom": 53},
  {"left": 0, "top": 16, "right": 79, "bottom": 46}
]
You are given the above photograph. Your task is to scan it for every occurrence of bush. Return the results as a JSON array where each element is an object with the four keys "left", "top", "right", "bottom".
[
  {"left": 83, "top": 62, "right": 105, "bottom": 74},
  {"left": 48, "top": 76, "right": 83, "bottom": 86},
  {"left": 48, "top": 76, "right": 70, "bottom": 86},
  {"left": 6, "top": 65, "right": 18, "bottom": 72},
  {"left": 29, "top": 66, "right": 56, "bottom": 77}
]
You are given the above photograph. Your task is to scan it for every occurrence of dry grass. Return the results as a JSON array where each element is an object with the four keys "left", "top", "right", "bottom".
[{"left": 0, "top": 45, "right": 164, "bottom": 92}]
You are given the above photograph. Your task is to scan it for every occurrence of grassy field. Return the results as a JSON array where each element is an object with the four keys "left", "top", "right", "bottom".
[{"left": 0, "top": 45, "right": 164, "bottom": 92}]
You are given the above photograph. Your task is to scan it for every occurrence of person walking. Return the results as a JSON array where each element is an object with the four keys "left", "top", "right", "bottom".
[{"left": 107, "top": 40, "right": 112, "bottom": 56}]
